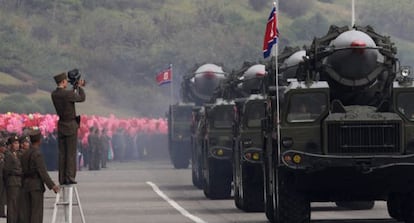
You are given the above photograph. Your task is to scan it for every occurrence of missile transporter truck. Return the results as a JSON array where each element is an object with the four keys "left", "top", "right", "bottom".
[
  {"left": 188, "top": 64, "right": 228, "bottom": 185},
  {"left": 198, "top": 62, "right": 265, "bottom": 199},
  {"left": 262, "top": 25, "right": 414, "bottom": 223},
  {"left": 232, "top": 49, "right": 306, "bottom": 212},
  {"left": 168, "top": 64, "right": 226, "bottom": 169}
]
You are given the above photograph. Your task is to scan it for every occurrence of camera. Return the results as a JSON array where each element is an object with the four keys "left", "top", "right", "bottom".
[{"left": 67, "top": 69, "right": 85, "bottom": 87}]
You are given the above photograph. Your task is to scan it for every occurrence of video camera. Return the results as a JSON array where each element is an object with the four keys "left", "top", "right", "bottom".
[{"left": 67, "top": 69, "right": 86, "bottom": 87}]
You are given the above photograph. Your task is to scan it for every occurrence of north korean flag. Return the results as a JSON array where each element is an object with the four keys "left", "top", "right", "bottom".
[
  {"left": 155, "top": 68, "right": 172, "bottom": 86},
  {"left": 263, "top": 6, "right": 279, "bottom": 58}
]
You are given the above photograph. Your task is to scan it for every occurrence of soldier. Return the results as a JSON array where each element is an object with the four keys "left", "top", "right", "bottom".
[
  {"left": 21, "top": 129, "right": 59, "bottom": 223},
  {"left": 93, "top": 128, "right": 102, "bottom": 170},
  {"left": 0, "top": 139, "right": 7, "bottom": 218},
  {"left": 4, "top": 133, "right": 22, "bottom": 223},
  {"left": 100, "top": 128, "right": 110, "bottom": 168},
  {"left": 19, "top": 135, "right": 30, "bottom": 152},
  {"left": 87, "top": 127, "right": 96, "bottom": 170},
  {"left": 51, "top": 72, "right": 86, "bottom": 185}
]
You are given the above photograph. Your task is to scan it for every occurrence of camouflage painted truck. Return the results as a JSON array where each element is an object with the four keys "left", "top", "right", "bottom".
[
  {"left": 262, "top": 25, "right": 414, "bottom": 223},
  {"left": 168, "top": 63, "right": 226, "bottom": 169}
]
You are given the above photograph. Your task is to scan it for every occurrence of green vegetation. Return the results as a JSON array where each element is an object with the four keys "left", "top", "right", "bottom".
[{"left": 0, "top": 0, "right": 413, "bottom": 117}]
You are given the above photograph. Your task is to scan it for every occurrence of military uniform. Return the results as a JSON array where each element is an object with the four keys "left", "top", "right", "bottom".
[
  {"left": 100, "top": 129, "right": 110, "bottom": 168},
  {"left": 4, "top": 134, "right": 22, "bottom": 223},
  {"left": 51, "top": 72, "right": 86, "bottom": 184},
  {"left": 21, "top": 129, "right": 58, "bottom": 223}
]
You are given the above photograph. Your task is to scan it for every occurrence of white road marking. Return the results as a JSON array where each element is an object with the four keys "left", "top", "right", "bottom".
[{"left": 146, "top": 181, "right": 207, "bottom": 223}]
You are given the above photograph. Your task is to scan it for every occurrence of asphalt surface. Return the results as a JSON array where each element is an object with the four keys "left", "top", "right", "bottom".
[{"left": 0, "top": 160, "right": 402, "bottom": 223}]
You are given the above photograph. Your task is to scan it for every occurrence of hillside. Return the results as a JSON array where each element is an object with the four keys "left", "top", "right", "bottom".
[{"left": 0, "top": 0, "right": 413, "bottom": 118}]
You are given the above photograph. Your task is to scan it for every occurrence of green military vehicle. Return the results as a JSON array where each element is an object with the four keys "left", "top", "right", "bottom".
[
  {"left": 169, "top": 63, "right": 226, "bottom": 169},
  {"left": 187, "top": 63, "right": 228, "bottom": 185},
  {"left": 201, "top": 100, "right": 235, "bottom": 199},
  {"left": 168, "top": 103, "right": 194, "bottom": 169},
  {"left": 233, "top": 94, "right": 265, "bottom": 211},
  {"left": 262, "top": 25, "right": 414, "bottom": 223},
  {"left": 231, "top": 52, "right": 304, "bottom": 212}
]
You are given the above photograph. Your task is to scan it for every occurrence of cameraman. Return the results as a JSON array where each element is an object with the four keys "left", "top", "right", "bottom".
[{"left": 51, "top": 72, "right": 86, "bottom": 185}]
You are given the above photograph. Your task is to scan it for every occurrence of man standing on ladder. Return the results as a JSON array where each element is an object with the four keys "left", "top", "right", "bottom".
[
  {"left": 51, "top": 71, "right": 86, "bottom": 185},
  {"left": 21, "top": 129, "right": 59, "bottom": 223}
]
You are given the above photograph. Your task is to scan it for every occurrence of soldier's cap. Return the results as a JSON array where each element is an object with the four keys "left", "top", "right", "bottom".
[
  {"left": 19, "top": 135, "right": 30, "bottom": 143},
  {"left": 8, "top": 134, "right": 19, "bottom": 144},
  {"left": 53, "top": 72, "right": 67, "bottom": 84},
  {"left": 29, "top": 129, "right": 42, "bottom": 143},
  {"left": 0, "top": 138, "right": 7, "bottom": 147}
]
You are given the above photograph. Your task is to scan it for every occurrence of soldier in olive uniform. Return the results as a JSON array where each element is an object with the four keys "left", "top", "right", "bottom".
[
  {"left": 0, "top": 139, "right": 7, "bottom": 218},
  {"left": 100, "top": 128, "right": 110, "bottom": 168},
  {"left": 21, "top": 129, "right": 59, "bottom": 223},
  {"left": 51, "top": 72, "right": 86, "bottom": 184},
  {"left": 4, "top": 134, "right": 23, "bottom": 223}
]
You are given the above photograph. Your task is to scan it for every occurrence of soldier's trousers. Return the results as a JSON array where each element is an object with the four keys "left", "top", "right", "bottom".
[
  {"left": 58, "top": 132, "right": 78, "bottom": 184},
  {"left": 22, "top": 190, "right": 44, "bottom": 223},
  {"left": 6, "top": 186, "right": 20, "bottom": 223}
]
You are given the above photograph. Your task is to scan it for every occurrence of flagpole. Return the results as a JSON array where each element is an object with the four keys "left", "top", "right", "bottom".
[
  {"left": 273, "top": 1, "right": 281, "bottom": 163},
  {"left": 169, "top": 64, "right": 174, "bottom": 140},
  {"left": 170, "top": 64, "right": 174, "bottom": 105},
  {"left": 351, "top": 0, "right": 355, "bottom": 27}
]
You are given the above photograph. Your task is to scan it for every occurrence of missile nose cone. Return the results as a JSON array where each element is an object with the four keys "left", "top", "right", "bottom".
[
  {"left": 351, "top": 40, "right": 366, "bottom": 47},
  {"left": 203, "top": 71, "right": 217, "bottom": 79},
  {"left": 351, "top": 40, "right": 366, "bottom": 54}
]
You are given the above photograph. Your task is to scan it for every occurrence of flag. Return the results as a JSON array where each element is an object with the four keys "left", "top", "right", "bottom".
[
  {"left": 155, "top": 67, "right": 172, "bottom": 86},
  {"left": 263, "top": 5, "right": 279, "bottom": 58}
]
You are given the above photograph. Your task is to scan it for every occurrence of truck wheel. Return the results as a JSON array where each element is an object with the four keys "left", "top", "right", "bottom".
[
  {"left": 239, "top": 165, "right": 264, "bottom": 212},
  {"left": 387, "top": 193, "right": 403, "bottom": 221},
  {"left": 335, "top": 201, "right": 375, "bottom": 210},
  {"left": 274, "top": 171, "right": 310, "bottom": 223},
  {"left": 171, "top": 154, "right": 189, "bottom": 169},
  {"left": 203, "top": 161, "right": 232, "bottom": 199},
  {"left": 401, "top": 194, "right": 414, "bottom": 223},
  {"left": 192, "top": 166, "right": 202, "bottom": 189}
]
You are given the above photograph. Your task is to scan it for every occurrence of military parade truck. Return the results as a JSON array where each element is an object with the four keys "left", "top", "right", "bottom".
[
  {"left": 201, "top": 100, "right": 235, "bottom": 199},
  {"left": 233, "top": 93, "right": 265, "bottom": 211},
  {"left": 262, "top": 25, "right": 414, "bottom": 223},
  {"left": 168, "top": 103, "right": 194, "bottom": 168},
  {"left": 168, "top": 63, "right": 226, "bottom": 169},
  {"left": 187, "top": 64, "right": 227, "bottom": 185},
  {"left": 198, "top": 62, "right": 267, "bottom": 199},
  {"left": 232, "top": 50, "right": 305, "bottom": 212}
]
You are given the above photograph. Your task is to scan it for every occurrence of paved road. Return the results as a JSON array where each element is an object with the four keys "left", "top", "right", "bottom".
[{"left": 0, "top": 160, "right": 401, "bottom": 223}]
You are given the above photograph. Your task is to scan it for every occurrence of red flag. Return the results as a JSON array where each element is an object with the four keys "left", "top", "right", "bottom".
[
  {"left": 263, "top": 6, "right": 279, "bottom": 58},
  {"left": 155, "top": 67, "right": 172, "bottom": 86}
]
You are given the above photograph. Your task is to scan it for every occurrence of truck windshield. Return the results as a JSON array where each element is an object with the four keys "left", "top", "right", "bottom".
[
  {"left": 173, "top": 108, "right": 192, "bottom": 121},
  {"left": 213, "top": 109, "right": 233, "bottom": 128},
  {"left": 245, "top": 103, "right": 264, "bottom": 128},
  {"left": 397, "top": 92, "right": 414, "bottom": 121},
  {"left": 287, "top": 93, "right": 327, "bottom": 123}
]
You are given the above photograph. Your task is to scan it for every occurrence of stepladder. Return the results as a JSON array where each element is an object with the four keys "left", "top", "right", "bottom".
[{"left": 51, "top": 184, "right": 86, "bottom": 223}]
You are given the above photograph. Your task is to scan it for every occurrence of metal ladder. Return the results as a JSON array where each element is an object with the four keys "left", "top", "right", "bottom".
[{"left": 51, "top": 184, "right": 86, "bottom": 223}]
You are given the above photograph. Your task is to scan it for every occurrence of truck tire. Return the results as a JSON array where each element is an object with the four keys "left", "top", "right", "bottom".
[
  {"left": 273, "top": 171, "right": 310, "bottom": 223},
  {"left": 171, "top": 153, "right": 190, "bottom": 169},
  {"left": 239, "top": 164, "right": 264, "bottom": 212},
  {"left": 401, "top": 194, "right": 414, "bottom": 223},
  {"left": 203, "top": 160, "right": 232, "bottom": 199},
  {"left": 335, "top": 201, "right": 375, "bottom": 210},
  {"left": 387, "top": 193, "right": 403, "bottom": 221}
]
